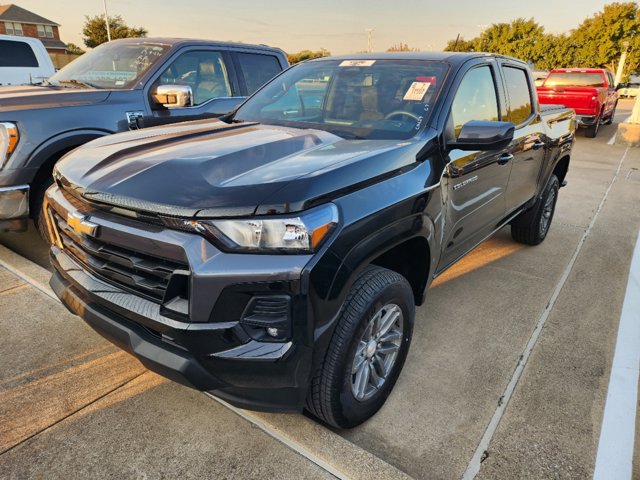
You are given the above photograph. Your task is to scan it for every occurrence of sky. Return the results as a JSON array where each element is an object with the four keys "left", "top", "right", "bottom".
[{"left": 10, "top": 0, "right": 618, "bottom": 54}]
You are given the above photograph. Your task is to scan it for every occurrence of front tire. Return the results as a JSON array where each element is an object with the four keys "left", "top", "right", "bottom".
[
  {"left": 511, "top": 174, "right": 560, "bottom": 246},
  {"left": 33, "top": 177, "right": 54, "bottom": 246},
  {"left": 306, "top": 266, "right": 415, "bottom": 428}
]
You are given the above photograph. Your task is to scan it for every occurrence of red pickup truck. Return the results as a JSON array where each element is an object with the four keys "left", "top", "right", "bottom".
[{"left": 536, "top": 68, "right": 618, "bottom": 138}]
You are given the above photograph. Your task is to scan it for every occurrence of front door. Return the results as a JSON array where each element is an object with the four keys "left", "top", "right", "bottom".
[
  {"left": 438, "top": 64, "right": 513, "bottom": 271},
  {"left": 141, "top": 49, "right": 238, "bottom": 128}
]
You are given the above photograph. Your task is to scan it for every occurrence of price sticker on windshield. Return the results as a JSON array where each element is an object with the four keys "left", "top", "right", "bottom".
[
  {"left": 339, "top": 60, "right": 376, "bottom": 67},
  {"left": 403, "top": 82, "right": 431, "bottom": 101}
]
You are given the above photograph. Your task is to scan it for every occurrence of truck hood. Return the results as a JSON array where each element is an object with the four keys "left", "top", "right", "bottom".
[
  {"left": 55, "top": 119, "right": 423, "bottom": 218},
  {"left": 0, "top": 85, "right": 111, "bottom": 111}
]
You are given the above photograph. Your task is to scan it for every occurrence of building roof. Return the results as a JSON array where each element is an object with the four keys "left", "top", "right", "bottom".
[
  {"left": 40, "top": 37, "right": 67, "bottom": 50},
  {"left": 0, "top": 4, "right": 59, "bottom": 26}
]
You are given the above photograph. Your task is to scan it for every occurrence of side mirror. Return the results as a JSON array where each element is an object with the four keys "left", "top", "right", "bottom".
[
  {"left": 448, "top": 120, "right": 515, "bottom": 151},
  {"left": 152, "top": 85, "right": 193, "bottom": 108}
]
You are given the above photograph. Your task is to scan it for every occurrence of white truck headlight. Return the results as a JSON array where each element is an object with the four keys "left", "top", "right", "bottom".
[
  {"left": 0, "top": 122, "right": 19, "bottom": 169},
  {"left": 185, "top": 203, "right": 339, "bottom": 253}
]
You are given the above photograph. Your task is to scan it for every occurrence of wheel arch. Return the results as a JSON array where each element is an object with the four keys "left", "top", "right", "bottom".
[
  {"left": 552, "top": 154, "right": 570, "bottom": 186},
  {"left": 28, "top": 129, "right": 112, "bottom": 215}
]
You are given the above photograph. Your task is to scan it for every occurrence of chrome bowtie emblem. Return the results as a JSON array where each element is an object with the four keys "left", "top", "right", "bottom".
[{"left": 67, "top": 212, "right": 98, "bottom": 237}]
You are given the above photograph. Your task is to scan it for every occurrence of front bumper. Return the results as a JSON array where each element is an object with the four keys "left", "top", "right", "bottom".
[
  {"left": 46, "top": 184, "right": 315, "bottom": 412},
  {"left": 0, "top": 185, "right": 29, "bottom": 232}
]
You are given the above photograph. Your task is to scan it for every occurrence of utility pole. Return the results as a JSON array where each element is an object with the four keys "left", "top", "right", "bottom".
[
  {"left": 103, "top": 0, "right": 112, "bottom": 42},
  {"left": 365, "top": 28, "right": 374, "bottom": 53},
  {"left": 614, "top": 40, "right": 630, "bottom": 86}
]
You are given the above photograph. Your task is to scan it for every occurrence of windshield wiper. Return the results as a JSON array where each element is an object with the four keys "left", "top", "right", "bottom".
[{"left": 57, "top": 79, "right": 100, "bottom": 89}]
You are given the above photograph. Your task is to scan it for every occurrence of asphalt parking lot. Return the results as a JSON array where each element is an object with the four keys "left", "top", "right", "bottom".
[{"left": 1, "top": 99, "right": 639, "bottom": 479}]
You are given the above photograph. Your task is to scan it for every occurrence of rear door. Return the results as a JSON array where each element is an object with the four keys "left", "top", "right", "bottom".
[
  {"left": 604, "top": 70, "right": 618, "bottom": 116},
  {"left": 438, "top": 62, "right": 513, "bottom": 270},
  {"left": 500, "top": 62, "right": 546, "bottom": 213}
]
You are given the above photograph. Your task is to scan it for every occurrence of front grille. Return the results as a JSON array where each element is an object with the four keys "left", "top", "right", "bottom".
[{"left": 50, "top": 209, "right": 189, "bottom": 303}]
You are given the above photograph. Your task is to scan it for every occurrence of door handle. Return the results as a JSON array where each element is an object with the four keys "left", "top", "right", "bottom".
[
  {"left": 532, "top": 141, "right": 545, "bottom": 150},
  {"left": 497, "top": 153, "right": 513, "bottom": 165}
]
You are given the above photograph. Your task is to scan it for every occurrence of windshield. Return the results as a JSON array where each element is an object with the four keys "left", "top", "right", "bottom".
[
  {"left": 49, "top": 42, "right": 170, "bottom": 89},
  {"left": 544, "top": 72, "right": 605, "bottom": 88},
  {"left": 232, "top": 59, "right": 448, "bottom": 140}
]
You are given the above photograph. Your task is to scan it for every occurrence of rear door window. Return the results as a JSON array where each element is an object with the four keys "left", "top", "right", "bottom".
[
  {"left": 235, "top": 53, "right": 282, "bottom": 94},
  {"left": 0, "top": 40, "right": 38, "bottom": 67},
  {"left": 502, "top": 66, "right": 533, "bottom": 125}
]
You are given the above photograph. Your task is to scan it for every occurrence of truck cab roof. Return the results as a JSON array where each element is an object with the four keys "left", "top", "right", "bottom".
[{"left": 307, "top": 51, "right": 529, "bottom": 68}]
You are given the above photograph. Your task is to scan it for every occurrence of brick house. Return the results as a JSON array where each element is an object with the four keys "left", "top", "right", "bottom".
[{"left": 0, "top": 3, "right": 67, "bottom": 54}]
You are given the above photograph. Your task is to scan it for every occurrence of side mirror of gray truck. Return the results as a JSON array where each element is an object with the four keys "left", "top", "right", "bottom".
[
  {"left": 152, "top": 85, "right": 194, "bottom": 108},
  {"left": 448, "top": 120, "right": 515, "bottom": 151}
]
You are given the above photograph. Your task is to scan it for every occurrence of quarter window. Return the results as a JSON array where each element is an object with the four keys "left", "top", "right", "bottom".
[
  {"left": 155, "top": 51, "right": 232, "bottom": 105},
  {"left": 449, "top": 65, "right": 499, "bottom": 138},
  {"left": 4, "top": 22, "right": 23, "bottom": 36},
  {"left": 502, "top": 66, "right": 533, "bottom": 125},
  {"left": 236, "top": 53, "right": 282, "bottom": 94}
]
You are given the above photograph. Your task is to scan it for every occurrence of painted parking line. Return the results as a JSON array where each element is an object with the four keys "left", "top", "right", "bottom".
[
  {"left": 462, "top": 147, "right": 630, "bottom": 479},
  {"left": 593, "top": 230, "right": 640, "bottom": 480}
]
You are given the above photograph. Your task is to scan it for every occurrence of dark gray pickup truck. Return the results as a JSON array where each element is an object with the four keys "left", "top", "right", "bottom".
[
  {"left": 0, "top": 37, "right": 288, "bottom": 235},
  {"left": 46, "top": 52, "right": 575, "bottom": 428}
]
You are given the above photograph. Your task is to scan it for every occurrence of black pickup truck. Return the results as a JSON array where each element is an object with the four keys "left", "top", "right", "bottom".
[
  {"left": 0, "top": 38, "right": 288, "bottom": 235},
  {"left": 45, "top": 52, "right": 575, "bottom": 428}
]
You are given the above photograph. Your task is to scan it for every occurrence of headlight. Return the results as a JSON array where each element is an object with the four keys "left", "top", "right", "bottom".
[
  {"left": 0, "top": 122, "right": 19, "bottom": 169},
  {"left": 184, "top": 203, "right": 339, "bottom": 253}
]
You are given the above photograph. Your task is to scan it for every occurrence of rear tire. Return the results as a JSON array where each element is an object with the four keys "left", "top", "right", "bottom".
[
  {"left": 511, "top": 174, "right": 559, "bottom": 246},
  {"left": 305, "top": 265, "right": 414, "bottom": 429},
  {"left": 584, "top": 110, "right": 601, "bottom": 138}
]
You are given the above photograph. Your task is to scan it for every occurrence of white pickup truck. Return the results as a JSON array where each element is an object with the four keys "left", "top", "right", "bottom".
[{"left": 0, "top": 34, "right": 56, "bottom": 86}]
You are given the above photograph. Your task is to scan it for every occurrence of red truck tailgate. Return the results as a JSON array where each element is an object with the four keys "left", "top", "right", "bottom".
[{"left": 536, "top": 86, "right": 600, "bottom": 115}]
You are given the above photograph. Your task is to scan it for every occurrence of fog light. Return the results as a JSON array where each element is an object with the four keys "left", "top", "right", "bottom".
[{"left": 266, "top": 327, "right": 279, "bottom": 338}]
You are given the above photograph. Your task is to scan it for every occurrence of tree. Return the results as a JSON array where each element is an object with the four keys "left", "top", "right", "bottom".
[
  {"left": 444, "top": 37, "right": 477, "bottom": 52},
  {"left": 82, "top": 14, "right": 147, "bottom": 49},
  {"left": 444, "top": 18, "right": 550, "bottom": 66},
  {"left": 568, "top": 2, "right": 640, "bottom": 74},
  {"left": 287, "top": 49, "right": 330, "bottom": 64},
  {"left": 442, "top": 3, "right": 640, "bottom": 74},
  {"left": 387, "top": 42, "right": 419, "bottom": 52},
  {"left": 65, "top": 43, "right": 85, "bottom": 55}
]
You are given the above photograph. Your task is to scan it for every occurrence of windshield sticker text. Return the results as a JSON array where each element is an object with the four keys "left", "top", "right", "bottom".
[
  {"left": 339, "top": 60, "right": 376, "bottom": 67},
  {"left": 403, "top": 82, "right": 431, "bottom": 101}
]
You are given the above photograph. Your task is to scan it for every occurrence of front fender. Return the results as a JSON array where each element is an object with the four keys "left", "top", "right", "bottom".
[
  {"left": 28, "top": 129, "right": 114, "bottom": 172},
  {"left": 304, "top": 160, "right": 440, "bottom": 373}
]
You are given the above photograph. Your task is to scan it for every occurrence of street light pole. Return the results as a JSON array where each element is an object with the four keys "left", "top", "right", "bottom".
[
  {"left": 103, "top": 0, "right": 112, "bottom": 42},
  {"left": 614, "top": 40, "right": 630, "bottom": 86}
]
